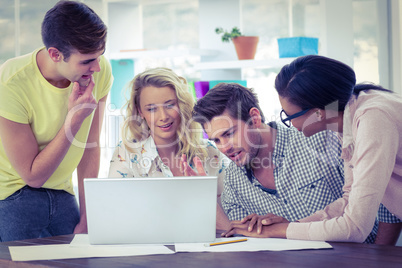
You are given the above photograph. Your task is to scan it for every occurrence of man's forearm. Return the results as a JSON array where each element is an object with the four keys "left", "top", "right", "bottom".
[{"left": 375, "top": 222, "right": 402, "bottom": 245}]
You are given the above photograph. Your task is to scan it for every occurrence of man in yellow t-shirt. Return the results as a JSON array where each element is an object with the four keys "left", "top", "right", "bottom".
[{"left": 0, "top": 1, "right": 113, "bottom": 242}]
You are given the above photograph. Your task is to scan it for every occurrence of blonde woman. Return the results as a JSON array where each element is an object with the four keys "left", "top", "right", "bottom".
[{"left": 108, "top": 67, "right": 230, "bottom": 229}]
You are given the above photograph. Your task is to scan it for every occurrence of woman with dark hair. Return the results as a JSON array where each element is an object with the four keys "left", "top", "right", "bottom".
[{"left": 223, "top": 55, "right": 402, "bottom": 244}]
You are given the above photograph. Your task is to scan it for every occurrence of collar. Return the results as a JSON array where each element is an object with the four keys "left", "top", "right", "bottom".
[
  {"left": 138, "top": 136, "right": 161, "bottom": 174},
  {"left": 245, "top": 166, "right": 277, "bottom": 195},
  {"left": 142, "top": 136, "right": 159, "bottom": 159}
]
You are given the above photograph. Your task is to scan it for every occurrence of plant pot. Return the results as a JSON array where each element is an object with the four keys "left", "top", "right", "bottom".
[
  {"left": 232, "top": 36, "right": 259, "bottom": 60},
  {"left": 277, "top": 37, "right": 319, "bottom": 58}
]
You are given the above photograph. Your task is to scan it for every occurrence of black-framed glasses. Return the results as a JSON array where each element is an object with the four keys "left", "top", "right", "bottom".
[{"left": 280, "top": 109, "right": 310, "bottom": 127}]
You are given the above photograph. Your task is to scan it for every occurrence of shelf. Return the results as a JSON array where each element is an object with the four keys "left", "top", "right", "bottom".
[
  {"left": 108, "top": 47, "right": 296, "bottom": 71},
  {"left": 194, "top": 58, "right": 296, "bottom": 70},
  {"left": 109, "top": 48, "right": 219, "bottom": 60}
]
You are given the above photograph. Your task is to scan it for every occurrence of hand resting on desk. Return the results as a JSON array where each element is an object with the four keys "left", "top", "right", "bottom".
[
  {"left": 222, "top": 218, "right": 289, "bottom": 239},
  {"left": 240, "top": 213, "right": 289, "bottom": 234}
]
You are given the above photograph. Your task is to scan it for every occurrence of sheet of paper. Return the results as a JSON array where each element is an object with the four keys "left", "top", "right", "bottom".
[
  {"left": 175, "top": 237, "right": 332, "bottom": 252},
  {"left": 9, "top": 234, "right": 174, "bottom": 261},
  {"left": 70, "top": 234, "right": 173, "bottom": 247}
]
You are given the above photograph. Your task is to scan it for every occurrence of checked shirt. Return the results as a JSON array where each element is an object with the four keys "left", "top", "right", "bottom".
[{"left": 222, "top": 122, "right": 345, "bottom": 222}]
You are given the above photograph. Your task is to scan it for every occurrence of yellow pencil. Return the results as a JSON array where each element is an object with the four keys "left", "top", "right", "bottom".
[{"left": 204, "top": 238, "right": 248, "bottom": 247}]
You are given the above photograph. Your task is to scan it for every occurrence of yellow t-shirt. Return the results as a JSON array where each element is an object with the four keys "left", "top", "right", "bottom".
[{"left": 0, "top": 47, "right": 113, "bottom": 200}]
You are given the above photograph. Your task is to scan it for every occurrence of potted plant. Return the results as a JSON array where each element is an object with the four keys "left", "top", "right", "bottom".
[{"left": 215, "top": 27, "right": 259, "bottom": 60}]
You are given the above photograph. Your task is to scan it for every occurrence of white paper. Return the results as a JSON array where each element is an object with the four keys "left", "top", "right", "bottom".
[
  {"left": 175, "top": 237, "right": 332, "bottom": 252},
  {"left": 9, "top": 234, "right": 174, "bottom": 261},
  {"left": 70, "top": 234, "right": 173, "bottom": 247}
]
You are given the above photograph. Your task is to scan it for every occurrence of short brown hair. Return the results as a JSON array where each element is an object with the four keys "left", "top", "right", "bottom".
[
  {"left": 41, "top": 1, "right": 107, "bottom": 60},
  {"left": 193, "top": 83, "right": 265, "bottom": 126}
]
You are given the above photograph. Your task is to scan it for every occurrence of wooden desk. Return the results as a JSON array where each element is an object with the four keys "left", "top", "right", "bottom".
[{"left": 1, "top": 235, "right": 402, "bottom": 268}]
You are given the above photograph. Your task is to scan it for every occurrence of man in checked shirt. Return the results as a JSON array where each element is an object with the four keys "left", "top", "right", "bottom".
[{"left": 192, "top": 83, "right": 401, "bottom": 245}]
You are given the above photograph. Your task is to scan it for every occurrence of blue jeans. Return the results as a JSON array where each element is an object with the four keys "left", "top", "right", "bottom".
[{"left": 0, "top": 186, "right": 80, "bottom": 242}]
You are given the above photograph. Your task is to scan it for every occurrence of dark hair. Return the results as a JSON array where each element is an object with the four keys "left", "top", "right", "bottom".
[
  {"left": 192, "top": 83, "right": 265, "bottom": 126},
  {"left": 275, "top": 55, "right": 391, "bottom": 111},
  {"left": 41, "top": 0, "right": 107, "bottom": 60}
]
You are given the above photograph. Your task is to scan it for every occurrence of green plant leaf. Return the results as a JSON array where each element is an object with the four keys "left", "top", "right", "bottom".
[
  {"left": 215, "top": 27, "right": 224, "bottom": 34},
  {"left": 215, "top": 26, "right": 243, "bottom": 42}
]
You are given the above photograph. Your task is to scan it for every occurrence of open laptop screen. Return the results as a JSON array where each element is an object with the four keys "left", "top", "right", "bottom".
[{"left": 84, "top": 176, "right": 217, "bottom": 244}]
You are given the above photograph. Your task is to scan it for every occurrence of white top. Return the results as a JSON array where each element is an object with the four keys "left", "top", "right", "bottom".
[{"left": 108, "top": 136, "right": 230, "bottom": 198}]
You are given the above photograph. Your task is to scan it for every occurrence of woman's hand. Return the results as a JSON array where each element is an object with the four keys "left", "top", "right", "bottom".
[
  {"left": 221, "top": 220, "right": 290, "bottom": 239},
  {"left": 241, "top": 213, "right": 289, "bottom": 234},
  {"left": 180, "top": 154, "right": 206, "bottom": 176}
]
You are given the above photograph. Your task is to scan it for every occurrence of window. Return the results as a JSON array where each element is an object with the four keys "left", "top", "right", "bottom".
[
  {"left": 0, "top": 0, "right": 60, "bottom": 64},
  {"left": 353, "top": 0, "right": 382, "bottom": 84},
  {"left": 0, "top": 0, "right": 16, "bottom": 65},
  {"left": 242, "top": 0, "right": 321, "bottom": 122},
  {"left": 136, "top": 0, "right": 200, "bottom": 81}
]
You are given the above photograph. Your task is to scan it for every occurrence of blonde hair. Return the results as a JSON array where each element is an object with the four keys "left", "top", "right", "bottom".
[{"left": 121, "top": 67, "right": 207, "bottom": 162}]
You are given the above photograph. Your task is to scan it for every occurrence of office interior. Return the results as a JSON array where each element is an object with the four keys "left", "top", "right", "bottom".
[{"left": 1, "top": 0, "right": 401, "bottom": 246}]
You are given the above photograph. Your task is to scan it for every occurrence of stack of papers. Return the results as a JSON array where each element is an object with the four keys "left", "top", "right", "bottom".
[{"left": 8, "top": 235, "right": 332, "bottom": 261}]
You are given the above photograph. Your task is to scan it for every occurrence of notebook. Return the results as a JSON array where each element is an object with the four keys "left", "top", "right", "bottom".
[{"left": 84, "top": 176, "right": 217, "bottom": 245}]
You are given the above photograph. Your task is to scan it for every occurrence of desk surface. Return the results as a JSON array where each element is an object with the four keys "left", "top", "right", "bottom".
[{"left": 1, "top": 235, "right": 402, "bottom": 268}]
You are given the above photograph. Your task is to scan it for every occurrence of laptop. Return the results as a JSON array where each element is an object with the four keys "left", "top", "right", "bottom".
[{"left": 84, "top": 176, "right": 217, "bottom": 245}]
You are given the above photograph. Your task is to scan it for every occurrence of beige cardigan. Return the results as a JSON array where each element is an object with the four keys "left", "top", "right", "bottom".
[{"left": 287, "top": 90, "right": 402, "bottom": 242}]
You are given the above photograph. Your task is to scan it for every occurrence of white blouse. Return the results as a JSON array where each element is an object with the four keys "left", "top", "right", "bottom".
[{"left": 108, "top": 136, "right": 230, "bottom": 198}]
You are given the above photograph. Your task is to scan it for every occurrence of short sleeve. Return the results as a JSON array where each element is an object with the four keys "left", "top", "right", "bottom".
[
  {"left": 0, "top": 82, "right": 29, "bottom": 124},
  {"left": 94, "top": 56, "right": 113, "bottom": 101}
]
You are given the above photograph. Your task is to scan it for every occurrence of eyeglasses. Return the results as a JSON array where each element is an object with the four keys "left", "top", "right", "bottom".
[{"left": 280, "top": 108, "right": 310, "bottom": 127}]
